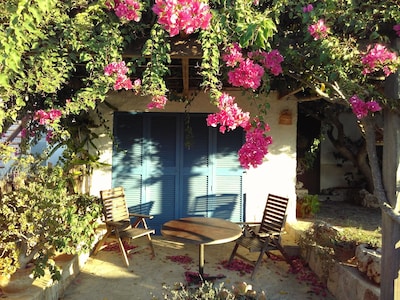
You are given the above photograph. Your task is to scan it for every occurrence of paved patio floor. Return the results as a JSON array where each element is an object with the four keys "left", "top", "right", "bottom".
[{"left": 60, "top": 236, "right": 335, "bottom": 300}]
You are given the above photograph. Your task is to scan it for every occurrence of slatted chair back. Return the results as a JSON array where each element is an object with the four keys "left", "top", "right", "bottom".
[
  {"left": 228, "top": 193, "right": 291, "bottom": 279},
  {"left": 258, "top": 193, "right": 289, "bottom": 239},
  {"left": 101, "top": 186, "right": 129, "bottom": 222}
]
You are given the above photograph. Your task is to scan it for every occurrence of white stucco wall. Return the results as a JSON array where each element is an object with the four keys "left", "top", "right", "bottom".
[{"left": 89, "top": 90, "right": 298, "bottom": 222}]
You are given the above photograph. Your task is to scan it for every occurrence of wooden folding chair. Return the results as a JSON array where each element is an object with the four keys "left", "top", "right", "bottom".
[
  {"left": 228, "top": 193, "right": 292, "bottom": 279},
  {"left": 93, "top": 187, "right": 155, "bottom": 266}
]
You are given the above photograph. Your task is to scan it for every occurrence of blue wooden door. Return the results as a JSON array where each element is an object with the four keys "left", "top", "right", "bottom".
[{"left": 112, "top": 112, "right": 244, "bottom": 233}]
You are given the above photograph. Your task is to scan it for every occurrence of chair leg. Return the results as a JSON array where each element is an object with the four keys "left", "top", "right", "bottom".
[
  {"left": 147, "top": 234, "right": 155, "bottom": 257},
  {"left": 228, "top": 243, "right": 239, "bottom": 264},
  {"left": 273, "top": 241, "right": 293, "bottom": 265},
  {"left": 251, "top": 238, "right": 272, "bottom": 279},
  {"left": 251, "top": 251, "right": 265, "bottom": 280},
  {"left": 93, "top": 231, "right": 111, "bottom": 255},
  {"left": 117, "top": 238, "right": 130, "bottom": 267}
]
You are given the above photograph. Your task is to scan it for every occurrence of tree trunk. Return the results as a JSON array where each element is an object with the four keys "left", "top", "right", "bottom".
[
  {"left": 380, "top": 37, "right": 400, "bottom": 299},
  {"left": 326, "top": 116, "right": 374, "bottom": 192},
  {"left": 381, "top": 110, "right": 400, "bottom": 300}
]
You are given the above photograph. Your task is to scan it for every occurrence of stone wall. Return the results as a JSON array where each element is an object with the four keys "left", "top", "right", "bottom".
[{"left": 287, "top": 222, "right": 380, "bottom": 300}]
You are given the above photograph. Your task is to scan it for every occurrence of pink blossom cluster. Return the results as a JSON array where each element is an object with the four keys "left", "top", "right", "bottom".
[
  {"left": 147, "top": 95, "right": 168, "bottom": 109},
  {"left": 308, "top": 19, "right": 328, "bottom": 40},
  {"left": 361, "top": 44, "right": 398, "bottom": 77},
  {"left": 221, "top": 43, "right": 243, "bottom": 67},
  {"left": 394, "top": 24, "right": 400, "bottom": 37},
  {"left": 26, "top": 109, "right": 63, "bottom": 142},
  {"left": 238, "top": 121, "right": 273, "bottom": 169},
  {"left": 104, "top": 61, "right": 134, "bottom": 90},
  {"left": 206, "top": 93, "right": 272, "bottom": 168},
  {"left": 349, "top": 94, "right": 382, "bottom": 119},
  {"left": 206, "top": 93, "right": 250, "bottom": 133},
  {"left": 34, "top": 109, "right": 62, "bottom": 125},
  {"left": 152, "top": 0, "right": 212, "bottom": 37},
  {"left": 227, "top": 59, "right": 265, "bottom": 90},
  {"left": 45, "top": 131, "right": 54, "bottom": 142},
  {"left": 223, "top": 44, "right": 284, "bottom": 90},
  {"left": 106, "top": 0, "right": 142, "bottom": 22},
  {"left": 249, "top": 49, "right": 284, "bottom": 76},
  {"left": 302, "top": 4, "right": 313, "bottom": 13}
]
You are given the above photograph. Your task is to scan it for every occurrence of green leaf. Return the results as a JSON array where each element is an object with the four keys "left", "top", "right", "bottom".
[
  {"left": 7, "top": 52, "right": 21, "bottom": 73},
  {"left": 28, "top": 6, "right": 42, "bottom": 23},
  {"left": 239, "top": 23, "right": 256, "bottom": 48},
  {"left": 0, "top": 73, "right": 10, "bottom": 88}
]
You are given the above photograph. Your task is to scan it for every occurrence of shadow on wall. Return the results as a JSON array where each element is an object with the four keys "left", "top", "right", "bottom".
[
  {"left": 188, "top": 194, "right": 238, "bottom": 220},
  {"left": 129, "top": 201, "right": 154, "bottom": 216}
]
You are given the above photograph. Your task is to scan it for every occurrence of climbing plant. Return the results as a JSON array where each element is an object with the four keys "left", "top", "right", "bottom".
[{"left": 1, "top": 0, "right": 400, "bottom": 296}]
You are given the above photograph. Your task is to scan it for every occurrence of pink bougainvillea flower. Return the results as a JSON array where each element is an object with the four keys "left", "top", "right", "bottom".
[
  {"left": 302, "top": 4, "right": 313, "bottom": 13},
  {"left": 228, "top": 59, "right": 265, "bottom": 90},
  {"left": 248, "top": 49, "right": 284, "bottom": 76},
  {"left": 220, "top": 259, "right": 254, "bottom": 274},
  {"left": 132, "top": 78, "right": 142, "bottom": 94},
  {"left": 259, "top": 49, "right": 284, "bottom": 76},
  {"left": 393, "top": 24, "right": 400, "bottom": 37},
  {"left": 21, "top": 128, "right": 27, "bottom": 138},
  {"left": 349, "top": 95, "right": 368, "bottom": 119},
  {"left": 103, "top": 241, "right": 137, "bottom": 252},
  {"left": 361, "top": 44, "right": 398, "bottom": 77},
  {"left": 206, "top": 93, "right": 250, "bottom": 133},
  {"left": 34, "top": 110, "right": 50, "bottom": 125},
  {"left": 166, "top": 255, "right": 193, "bottom": 264},
  {"left": 289, "top": 257, "right": 328, "bottom": 297},
  {"left": 104, "top": 61, "right": 129, "bottom": 76},
  {"left": 349, "top": 94, "right": 381, "bottom": 119},
  {"left": 152, "top": 0, "right": 212, "bottom": 37},
  {"left": 34, "top": 109, "right": 62, "bottom": 125},
  {"left": 104, "top": 61, "right": 134, "bottom": 91},
  {"left": 48, "top": 108, "right": 62, "bottom": 120},
  {"left": 238, "top": 121, "right": 272, "bottom": 169},
  {"left": 366, "top": 101, "right": 382, "bottom": 112},
  {"left": 222, "top": 43, "right": 244, "bottom": 67},
  {"left": 308, "top": 19, "right": 328, "bottom": 40},
  {"left": 46, "top": 130, "right": 54, "bottom": 143},
  {"left": 107, "top": 0, "right": 143, "bottom": 22},
  {"left": 147, "top": 95, "right": 168, "bottom": 109},
  {"left": 114, "top": 75, "right": 133, "bottom": 90}
]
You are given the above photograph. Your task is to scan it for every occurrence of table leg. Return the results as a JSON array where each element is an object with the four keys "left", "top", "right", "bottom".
[{"left": 199, "top": 244, "right": 204, "bottom": 277}]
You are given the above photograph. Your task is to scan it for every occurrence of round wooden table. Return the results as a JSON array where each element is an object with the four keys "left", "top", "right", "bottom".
[{"left": 161, "top": 217, "right": 242, "bottom": 278}]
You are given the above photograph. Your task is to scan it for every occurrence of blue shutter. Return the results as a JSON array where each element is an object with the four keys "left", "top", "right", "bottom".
[
  {"left": 144, "top": 115, "right": 178, "bottom": 233},
  {"left": 213, "top": 128, "right": 244, "bottom": 221},
  {"left": 112, "top": 112, "right": 144, "bottom": 212},
  {"left": 181, "top": 115, "right": 210, "bottom": 217},
  {"left": 112, "top": 113, "right": 244, "bottom": 234}
]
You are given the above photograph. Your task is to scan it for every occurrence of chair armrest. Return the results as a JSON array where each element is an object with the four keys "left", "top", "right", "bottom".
[
  {"left": 236, "top": 222, "right": 261, "bottom": 231},
  {"left": 256, "top": 230, "right": 286, "bottom": 238},
  {"left": 129, "top": 213, "right": 154, "bottom": 220}
]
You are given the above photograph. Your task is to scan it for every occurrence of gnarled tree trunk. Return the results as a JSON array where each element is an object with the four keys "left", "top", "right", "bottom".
[
  {"left": 326, "top": 112, "right": 374, "bottom": 192},
  {"left": 362, "top": 112, "right": 400, "bottom": 300}
]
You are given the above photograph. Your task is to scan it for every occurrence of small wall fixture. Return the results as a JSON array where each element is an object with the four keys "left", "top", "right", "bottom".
[{"left": 279, "top": 109, "right": 292, "bottom": 125}]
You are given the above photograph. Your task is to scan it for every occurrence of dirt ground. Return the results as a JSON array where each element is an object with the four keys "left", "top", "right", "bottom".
[
  {"left": 307, "top": 200, "right": 382, "bottom": 245},
  {"left": 315, "top": 201, "right": 381, "bottom": 229}
]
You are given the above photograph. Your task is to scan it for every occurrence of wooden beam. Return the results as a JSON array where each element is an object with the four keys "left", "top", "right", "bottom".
[
  {"left": 123, "top": 35, "right": 202, "bottom": 59},
  {"left": 181, "top": 57, "right": 190, "bottom": 97}
]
